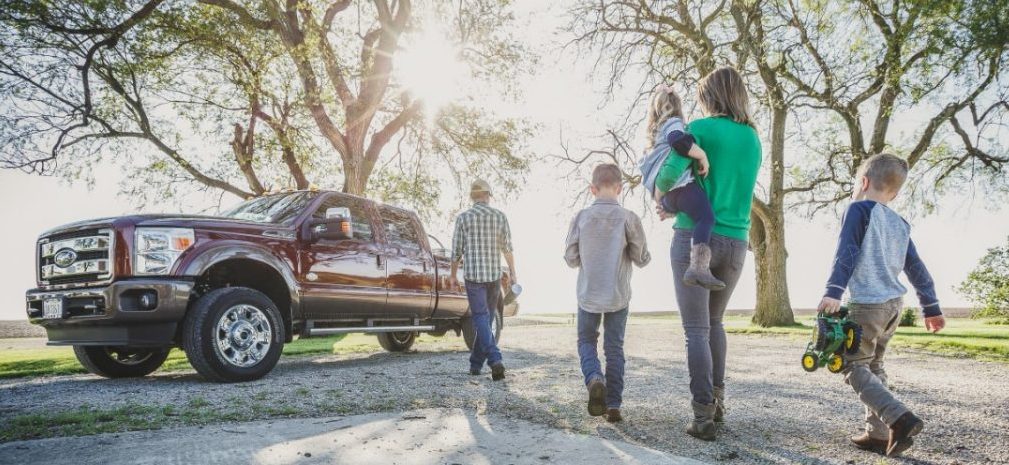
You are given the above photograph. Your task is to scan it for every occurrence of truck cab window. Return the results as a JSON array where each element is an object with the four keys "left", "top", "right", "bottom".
[
  {"left": 380, "top": 209, "right": 423, "bottom": 251},
  {"left": 313, "top": 197, "right": 373, "bottom": 241}
]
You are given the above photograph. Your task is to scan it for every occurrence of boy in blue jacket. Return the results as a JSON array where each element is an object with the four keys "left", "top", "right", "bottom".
[{"left": 818, "top": 153, "right": 945, "bottom": 458}]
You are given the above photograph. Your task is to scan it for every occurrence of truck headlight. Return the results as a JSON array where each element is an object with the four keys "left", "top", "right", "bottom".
[{"left": 134, "top": 228, "right": 195, "bottom": 275}]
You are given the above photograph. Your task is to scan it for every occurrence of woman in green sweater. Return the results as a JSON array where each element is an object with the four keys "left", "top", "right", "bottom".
[{"left": 654, "top": 67, "right": 762, "bottom": 441}]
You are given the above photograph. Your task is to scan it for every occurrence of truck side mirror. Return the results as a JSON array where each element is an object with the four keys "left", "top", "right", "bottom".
[{"left": 311, "top": 216, "right": 353, "bottom": 241}]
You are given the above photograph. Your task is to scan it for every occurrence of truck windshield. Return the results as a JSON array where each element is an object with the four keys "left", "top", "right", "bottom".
[{"left": 220, "top": 192, "right": 317, "bottom": 224}]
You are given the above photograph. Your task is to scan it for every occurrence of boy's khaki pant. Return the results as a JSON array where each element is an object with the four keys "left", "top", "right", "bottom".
[{"left": 844, "top": 298, "right": 910, "bottom": 440}]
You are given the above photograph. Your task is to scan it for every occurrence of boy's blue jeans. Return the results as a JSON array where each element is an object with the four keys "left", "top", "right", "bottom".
[
  {"left": 465, "top": 280, "right": 503, "bottom": 371},
  {"left": 577, "top": 307, "right": 628, "bottom": 409}
]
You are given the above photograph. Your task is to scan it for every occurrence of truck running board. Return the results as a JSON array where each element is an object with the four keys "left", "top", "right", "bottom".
[{"left": 302, "top": 325, "right": 436, "bottom": 338}]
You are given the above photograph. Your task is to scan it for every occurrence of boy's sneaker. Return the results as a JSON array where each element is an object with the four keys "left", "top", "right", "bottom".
[
  {"left": 887, "top": 412, "right": 924, "bottom": 457},
  {"left": 587, "top": 378, "right": 607, "bottom": 416},
  {"left": 850, "top": 433, "right": 888, "bottom": 454},
  {"left": 490, "top": 363, "right": 506, "bottom": 381},
  {"left": 606, "top": 408, "right": 623, "bottom": 423}
]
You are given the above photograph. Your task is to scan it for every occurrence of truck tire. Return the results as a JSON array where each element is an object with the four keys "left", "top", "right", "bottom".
[
  {"left": 462, "top": 307, "right": 503, "bottom": 351},
  {"left": 73, "top": 346, "right": 170, "bottom": 378},
  {"left": 377, "top": 331, "right": 417, "bottom": 352},
  {"left": 182, "top": 287, "right": 285, "bottom": 383}
]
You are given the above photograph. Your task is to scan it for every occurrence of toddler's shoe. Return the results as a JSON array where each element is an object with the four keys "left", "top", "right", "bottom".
[
  {"left": 683, "top": 244, "right": 726, "bottom": 291},
  {"left": 606, "top": 408, "right": 623, "bottom": 423},
  {"left": 850, "top": 433, "right": 888, "bottom": 454},
  {"left": 587, "top": 378, "right": 607, "bottom": 416},
  {"left": 887, "top": 412, "right": 924, "bottom": 457}
]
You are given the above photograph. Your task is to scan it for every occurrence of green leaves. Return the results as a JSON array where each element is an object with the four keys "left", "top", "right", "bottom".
[{"left": 960, "top": 236, "right": 1009, "bottom": 319}]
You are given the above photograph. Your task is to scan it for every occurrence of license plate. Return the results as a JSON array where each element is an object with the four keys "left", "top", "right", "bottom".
[{"left": 43, "top": 299, "right": 63, "bottom": 319}]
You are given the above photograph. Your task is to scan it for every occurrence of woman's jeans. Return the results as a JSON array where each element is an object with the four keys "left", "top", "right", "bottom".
[
  {"left": 577, "top": 308, "right": 629, "bottom": 409},
  {"left": 671, "top": 230, "right": 747, "bottom": 405},
  {"left": 465, "top": 280, "right": 503, "bottom": 371}
]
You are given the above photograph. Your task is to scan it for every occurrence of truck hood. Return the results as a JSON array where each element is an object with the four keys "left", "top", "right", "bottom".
[{"left": 40, "top": 214, "right": 288, "bottom": 238}]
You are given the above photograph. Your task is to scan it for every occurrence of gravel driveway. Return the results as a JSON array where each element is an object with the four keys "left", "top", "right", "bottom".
[{"left": 1, "top": 319, "right": 1006, "bottom": 464}]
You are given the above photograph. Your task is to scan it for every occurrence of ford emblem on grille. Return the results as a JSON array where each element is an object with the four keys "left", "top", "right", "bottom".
[{"left": 53, "top": 248, "right": 78, "bottom": 268}]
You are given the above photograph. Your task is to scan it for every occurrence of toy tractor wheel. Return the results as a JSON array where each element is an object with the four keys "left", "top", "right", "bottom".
[
  {"left": 801, "top": 353, "right": 818, "bottom": 372},
  {"left": 842, "top": 322, "right": 863, "bottom": 355},
  {"left": 826, "top": 354, "right": 846, "bottom": 373},
  {"left": 813, "top": 319, "right": 831, "bottom": 351}
]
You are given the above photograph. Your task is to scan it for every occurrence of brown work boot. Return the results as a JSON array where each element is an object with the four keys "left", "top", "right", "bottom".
[
  {"left": 887, "top": 412, "right": 924, "bottom": 457},
  {"left": 606, "top": 408, "right": 623, "bottom": 423},
  {"left": 713, "top": 386, "right": 726, "bottom": 423},
  {"left": 490, "top": 362, "right": 506, "bottom": 381},
  {"left": 850, "top": 433, "right": 888, "bottom": 454},
  {"left": 683, "top": 244, "right": 726, "bottom": 291},
  {"left": 587, "top": 378, "right": 607, "bottom": 417},
  {"left": 685, "top": 400, "right": 717, "bottom": 441}
]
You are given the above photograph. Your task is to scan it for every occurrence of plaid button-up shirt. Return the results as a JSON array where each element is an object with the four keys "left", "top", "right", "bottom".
[{"left": 451, "top": 202, "right": 513, "bottom": 283}]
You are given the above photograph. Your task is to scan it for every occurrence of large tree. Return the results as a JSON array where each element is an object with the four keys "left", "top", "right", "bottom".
[
  {"left": 571, "top": 0, "right": 1008, "bottom": 325},
  {"left": 0, "top": 0, "right": 532, "bottom": 213}
]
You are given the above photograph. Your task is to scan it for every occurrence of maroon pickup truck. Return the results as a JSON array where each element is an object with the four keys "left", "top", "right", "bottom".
[{"left": 25, "top": 190, "right": 518, "bottom": 382}]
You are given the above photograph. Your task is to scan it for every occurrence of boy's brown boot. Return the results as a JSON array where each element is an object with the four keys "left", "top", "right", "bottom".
[
  {"left": 713, "top": 386, "right": 726, "bottom": 423},
  {"left": 887, "top": 412, "right": 924, "bottom": 457},
  {"left": 850, "top": 433, "right": 888, "bottom": 454},
  {"left": 606, "top": 408, "right": 623, "bottom": 423},
  {"left": 685, "top": 401, "right": 717, "bottom": 441},
  {"left": 683, "top": 244, "right": 726, "bottom": 291}
]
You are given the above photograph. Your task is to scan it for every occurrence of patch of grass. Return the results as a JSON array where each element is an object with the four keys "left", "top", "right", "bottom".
[
  {"left": 1, "top": 403, "right": 165, "bottom": 441},
  {"left": 0, "top": 334, "right": 357, "bottom": 379},
  {"left": 0, "top": 332, "right": 465, "bottom": 380},
  {"left": 0, "top": 401, "right": 264, "bottom": 442}
]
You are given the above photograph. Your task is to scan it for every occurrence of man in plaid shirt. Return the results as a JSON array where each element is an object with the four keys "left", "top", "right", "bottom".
[{"left": 450, "top": 179, "right": 517, "bottom": 381}]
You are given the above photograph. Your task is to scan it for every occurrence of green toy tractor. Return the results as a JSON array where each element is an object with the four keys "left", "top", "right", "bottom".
[{"left": 801, "top": 307, "right": 863, "bottom": 374}]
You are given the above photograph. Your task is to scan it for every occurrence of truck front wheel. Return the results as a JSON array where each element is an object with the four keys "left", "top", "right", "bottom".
[
  {"left": 182, "top": 287, "right": 285, "bottom": 383},
  {"left": 377, "top": 331, "right": 417, "bottom": 352},
  {"left": 73, "top": 346, "right": 170, "bottom": 378}
]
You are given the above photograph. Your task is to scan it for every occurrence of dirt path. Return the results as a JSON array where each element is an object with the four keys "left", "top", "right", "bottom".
[{"left": 1, "top": 320, "right": 1006, "bottom": 464}]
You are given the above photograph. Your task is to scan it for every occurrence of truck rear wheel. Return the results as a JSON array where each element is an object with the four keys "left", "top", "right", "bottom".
[
  {"left": 182, "top": 287, "right": 285, "bottom": 383},
  {"left": 73, "top": 346, "right": 170, "bottom": 378},
  {"left": 377, "top": 331, "right": 417, "bottom": 352},
  {"left": 462, "top": 308, "right": 503, "bottom": 351}
]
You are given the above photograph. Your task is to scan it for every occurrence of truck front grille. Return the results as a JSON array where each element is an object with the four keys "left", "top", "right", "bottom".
[{"left": 38, "top": 229, "right": 114, "bottom": 289}]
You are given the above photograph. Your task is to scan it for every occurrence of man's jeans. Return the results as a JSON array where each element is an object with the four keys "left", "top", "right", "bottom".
[
  {"left": 577, "top": 307, "right": 628, "bottom": 409},
  {"left": 844, "top": 298, "right": 909, "bottom": 439},
  {"left": 465, "top": 280, "right": 503, "bottom": 371}
]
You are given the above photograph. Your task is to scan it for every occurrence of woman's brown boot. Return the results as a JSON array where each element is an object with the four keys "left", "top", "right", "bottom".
[
  {"left": 713, "top": 386, "right": 726, "bottom": 423},
  {"left": 685, "top": 401, "right": 717, "bottom": 441},
  {"left": 683, "top": 244, "right": 726, "bottom": 290}
]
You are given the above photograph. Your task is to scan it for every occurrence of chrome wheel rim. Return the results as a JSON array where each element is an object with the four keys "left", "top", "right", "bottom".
[
  {"left": 104, "top": 347, "right": 154, "bottom": 365},
  {"left": 215, "top": 304, "right": 272, "bottom": 368},
  {"left": 390, "top": 332, "right": 414, "bottom": 345}
]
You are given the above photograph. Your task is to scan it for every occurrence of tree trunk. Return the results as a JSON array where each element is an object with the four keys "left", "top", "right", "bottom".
[
  {"left": 341, "top": 153, "right": 370, "bottom": 195},
  {"left": 750, "top": 210, "right": 795, "bottom": 327}
]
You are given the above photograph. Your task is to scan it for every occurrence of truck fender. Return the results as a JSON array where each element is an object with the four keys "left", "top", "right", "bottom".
[{"left": 177, "top": 241, "right": 302, "bottom": 321}]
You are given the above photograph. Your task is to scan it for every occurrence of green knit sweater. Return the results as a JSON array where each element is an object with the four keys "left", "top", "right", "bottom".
[{"left": 655, "top": 116, "right": 762, "bottom": 241}]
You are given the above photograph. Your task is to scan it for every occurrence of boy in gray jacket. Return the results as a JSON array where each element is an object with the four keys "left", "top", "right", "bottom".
[
  {"left": 564, "top": 164, "right": 651, "bottom": 422},
  {"left": 819, "top": 153, "right": 945, "bottom": 457}
]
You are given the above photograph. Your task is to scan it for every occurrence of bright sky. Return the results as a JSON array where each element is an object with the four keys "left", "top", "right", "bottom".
[{"left": 1, "top": 1, "right": 1007, "bottom": 321}]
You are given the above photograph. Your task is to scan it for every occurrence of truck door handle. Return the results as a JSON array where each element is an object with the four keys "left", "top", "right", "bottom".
[{"left": 376, "top": 254, "right": 385, "bottom": 269}]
